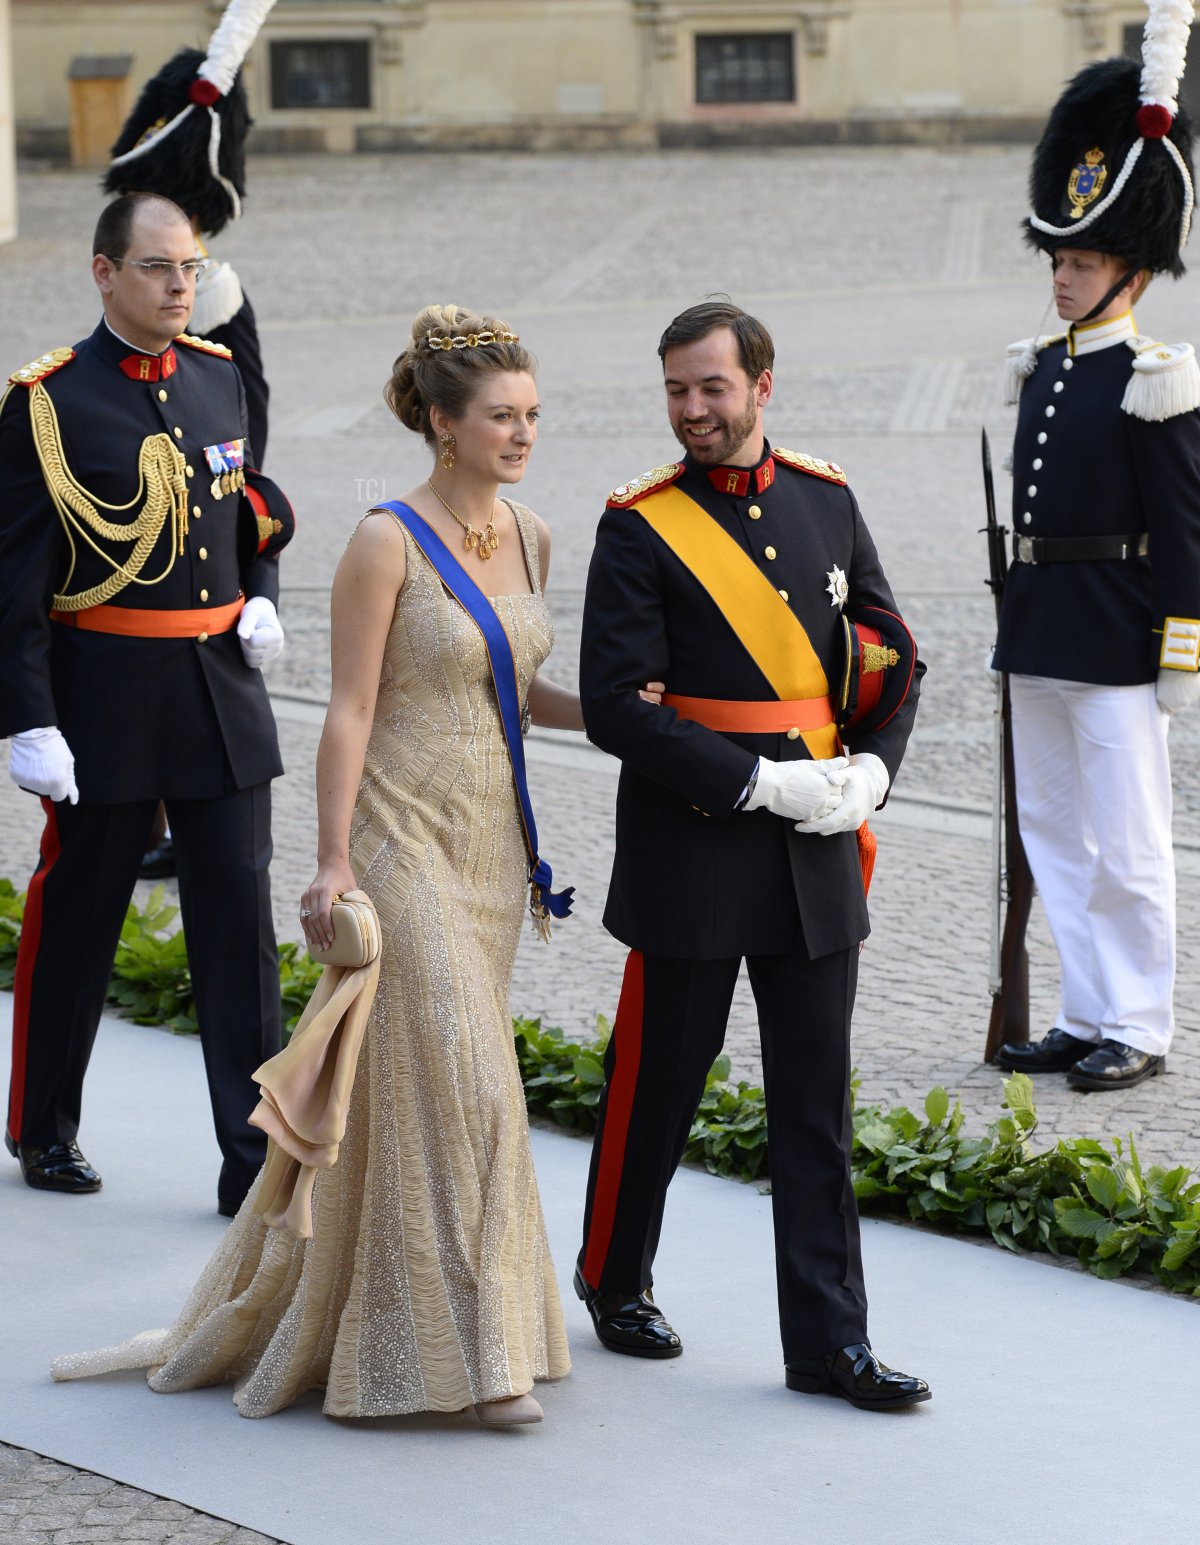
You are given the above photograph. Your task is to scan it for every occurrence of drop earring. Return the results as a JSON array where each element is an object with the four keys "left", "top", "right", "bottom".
[{"left": 439, "top": 433, "right": 456, "bottom": 471}]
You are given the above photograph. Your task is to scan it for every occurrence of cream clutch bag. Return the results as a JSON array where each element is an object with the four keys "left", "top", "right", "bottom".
[{"left": 309, "top": 889, "right": 381, "bottom": 969}]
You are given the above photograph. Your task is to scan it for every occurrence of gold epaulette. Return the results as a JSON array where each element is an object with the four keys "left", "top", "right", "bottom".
[
  {"left": 772, "top": 447, "right": 847, "bottom": 486},
  {"left": 606, "top": 463, "right": 684, "bottom": 508},
  {"left": 175, "top": 332, "right": 233, "bottom": 360},
  {"left": 9, "top": 348, "right": 75, "bottom": 387}
]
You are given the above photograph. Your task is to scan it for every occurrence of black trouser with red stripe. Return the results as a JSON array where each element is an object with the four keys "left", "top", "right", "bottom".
[
  {"left": 7, "top": 787, "right": 280, "bottom": 1208},
  {"left": 579, "top": 945, "right": 867, "bottom": 1364}
]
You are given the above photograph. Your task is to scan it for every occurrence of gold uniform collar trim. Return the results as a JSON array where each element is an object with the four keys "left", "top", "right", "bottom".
[
  {"left": 175, "top": 332, "right": 234, "bottom": 360},
  {"left": 9, "top": 347, "right": 75, "bottom": 387},
  {"left": 772, "top": 446, "right": 847, "bottom": 486},
  {"left": 607, "top": 463, "right": 685, "bottom": 507}
]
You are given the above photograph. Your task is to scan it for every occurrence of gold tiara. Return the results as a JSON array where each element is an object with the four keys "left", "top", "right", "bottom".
[{"left": 425, "top": 329, "right": 519, "bottom": 352}]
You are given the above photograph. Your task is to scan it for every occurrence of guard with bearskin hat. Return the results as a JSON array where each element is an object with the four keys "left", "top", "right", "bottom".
[
  {"left": 574, "top": 300, "right": 929, "bottom": 1411},
  {"left": 992, "top": 0, "right": 1200, "bottom": 1092},
  {"left": 0, "top": 186, "right": 293, "bottom": 1215}
]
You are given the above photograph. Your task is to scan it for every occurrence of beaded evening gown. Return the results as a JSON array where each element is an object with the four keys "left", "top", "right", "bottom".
[{"left": 53, "top": 502, "right": 571, "bottom": 1417}]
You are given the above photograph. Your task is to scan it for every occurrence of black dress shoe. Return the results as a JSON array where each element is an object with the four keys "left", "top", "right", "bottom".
[
  {"left": 786, "top": 1343, "right": 930, "bottom": 1411},
  {"left": 573, "top": 1268, "right": 683, "bottom": 1358},
  {"left": 993, "top": 1027, "right": 1094, "bottom": 1073},
  {"left": 138, "top": 836, "right": 177, "bottom": 880},
  {"left": 1067, "top": 1038, "right": 1165, "bottom": 1091},
  {"left": 6, "top": 1134, "right": 102, "bottom": 1193}
]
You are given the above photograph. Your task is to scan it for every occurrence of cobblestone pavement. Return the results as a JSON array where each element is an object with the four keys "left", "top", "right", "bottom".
[
  {"left": 0, "top": 1445, "right": 283, "bottom": 1544},
  {"left": 3, "top": 147, "right": 1200, "bottom": 1536}
]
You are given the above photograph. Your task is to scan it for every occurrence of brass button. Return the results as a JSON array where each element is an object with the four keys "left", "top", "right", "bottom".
[
  {"left": 197, "top": 631, "right": 209, "bottom": 643},
  {"left": 158, "top": 388, "right": 168, "bottom": 402},
  {"left": 199, "top": 588, "right": 209, "bottom": 602},
  {"left": 778, "top": 588, "right": 789, "bottom": 601},
  {"left": 198, "top": 546, "right": 208, "bottom": 560},
  {"left": 192, "top": 505, "right": 201, "bottom": 518},
  {"left": 786, "top": 727, "right": 801, "bottom": 741},
  {"left": 173, "top": 426, "right": 183, "bottom": 438},
  {"left": 764, "top": 545, "right": 777, "bottom": 561},
  {"left": 185, "top": 464, "right": 194, "bottom": 477},
  {"left": 748, "top": 504, "right": 762, "bottom": 519}
]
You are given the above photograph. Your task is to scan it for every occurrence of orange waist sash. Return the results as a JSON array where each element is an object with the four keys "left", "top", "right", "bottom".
[
  {"left": 50, "top": 596, "right": 244, "bottom": 639},
  {"left": 663, "top": 692, "right": 834, "bottom": 735}
]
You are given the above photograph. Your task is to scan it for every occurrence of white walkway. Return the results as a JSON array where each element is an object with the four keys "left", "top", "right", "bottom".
[{"left": 1, "top": 999, "right": 1194, "bottom": 1544}]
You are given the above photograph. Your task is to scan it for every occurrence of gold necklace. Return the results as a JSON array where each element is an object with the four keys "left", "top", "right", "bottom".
[{"left": 426, "top": 479, "right": 499, "bottom": 560}]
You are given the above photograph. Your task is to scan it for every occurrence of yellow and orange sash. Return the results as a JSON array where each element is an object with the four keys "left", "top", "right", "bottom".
[
  {"left": 630, "top": 483, "right": 876, "bottom": 892},
  {"left": 630, "top": 484, "right": 840, "bottom": 761}
]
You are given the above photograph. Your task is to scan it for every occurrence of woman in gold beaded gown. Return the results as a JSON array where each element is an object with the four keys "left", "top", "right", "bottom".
[{"left": 53, "top": 305, "right": 660, "bottom": 1428}]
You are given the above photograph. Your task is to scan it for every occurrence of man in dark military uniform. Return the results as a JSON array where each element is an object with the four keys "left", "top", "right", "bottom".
[
  {"left": 105, "top": 44, "right": 269, "bottom": 467},
  {"left": 105, "top": 32, "right": 275, "bottom": 881},
  {"left": 993, "top": 42, "right": 1200, "bottom": 1092},
  {"left": 0, "top": 192, "right": 293, "bottom": 1214},
  {"left": 574, "top": 300, "right": 930, "bottom": 1411}
]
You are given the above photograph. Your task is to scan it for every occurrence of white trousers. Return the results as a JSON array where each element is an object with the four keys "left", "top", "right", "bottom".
[{"left": 1009, "top": 675, "right": 1175, "bottom": 1056}]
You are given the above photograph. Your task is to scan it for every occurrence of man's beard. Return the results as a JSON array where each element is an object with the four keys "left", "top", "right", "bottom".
[{"left": 673, "top": 388, "right": 759, "bottom": 465}]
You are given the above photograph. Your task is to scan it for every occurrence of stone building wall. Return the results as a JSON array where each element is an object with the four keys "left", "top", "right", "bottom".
[{"left": 7, "top": 0, "right": 1166, "bottom": 157}]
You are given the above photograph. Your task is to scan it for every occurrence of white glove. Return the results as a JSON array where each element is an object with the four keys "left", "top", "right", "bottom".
[
  {"left": 237, "top": 596, "right": 285, "bottom": 669},
  {"left": 985, "top": 646, "right": 1001, "bottom": 683},
  {"left": 795, "top": 752, "right": 889, "bottom": 837},
  {"left": 744, "top": 755, "right": 847, "bottom": 823},
  {"left": 9, "top": 726, "right": 79, "bottom": 805},
  {"left": 1156, "top": 667, "right": 1200, "bottom": 715}
]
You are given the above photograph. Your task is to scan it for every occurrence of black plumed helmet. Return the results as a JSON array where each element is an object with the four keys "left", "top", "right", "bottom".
[
  {"left": 1024, "top": 55, "right": 1195, "bottom": 277},
  {"left": 104, "top": 47, "right": 251, "bottom": 236}
]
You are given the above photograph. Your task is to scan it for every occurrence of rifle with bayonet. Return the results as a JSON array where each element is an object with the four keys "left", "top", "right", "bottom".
[{"left": 981, "top": 427, "right": 1034, "bottom": 1060}]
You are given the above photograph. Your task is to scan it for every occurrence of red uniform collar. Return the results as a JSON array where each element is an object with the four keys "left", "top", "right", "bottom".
[
  {"left": 117, "top": 346, "right": 177, "bottom": 382},
  {"left": 703, "top": 450, "right": 775, "bottom": 497}
]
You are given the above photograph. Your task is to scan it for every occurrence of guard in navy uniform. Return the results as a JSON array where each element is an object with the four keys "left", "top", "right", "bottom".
[
  {"left": 993, "top": 29, "right": 1200, "bottom": 1092},
  {"left": 575, "top": 300, "right": 930, "bottom": 1411},
  {"left": 0, "top": 192, "right": 293, "bottom": 1213}
]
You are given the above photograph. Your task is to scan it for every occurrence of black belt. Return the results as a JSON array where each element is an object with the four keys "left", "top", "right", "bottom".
[{"left": 1012, "top": 532, "right": 1149, "bottom": 565}]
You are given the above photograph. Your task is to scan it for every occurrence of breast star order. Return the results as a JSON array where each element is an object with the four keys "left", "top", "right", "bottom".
[{"left": 825, "top": 565, "right": 849, "bottom": 610}]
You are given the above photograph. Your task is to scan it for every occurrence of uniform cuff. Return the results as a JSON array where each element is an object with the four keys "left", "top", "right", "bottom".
[{"left": 1160, "top": 616, "right": 1200, "bottom": 670}]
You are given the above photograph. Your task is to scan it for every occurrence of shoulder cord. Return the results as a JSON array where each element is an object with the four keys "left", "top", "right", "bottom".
[{"left": 25, "top": 382, "right": 189, "bottom": 610}]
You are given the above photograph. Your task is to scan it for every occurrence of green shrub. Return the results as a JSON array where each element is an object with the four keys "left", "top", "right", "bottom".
[
  {"left": 2, "top": 878, "right": 1198, "bottom": 1294},
  {"left": 0, "top": 878, "right": 22, "bottom": 991}
]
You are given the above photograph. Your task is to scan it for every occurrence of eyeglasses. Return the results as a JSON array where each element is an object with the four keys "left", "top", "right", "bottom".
[{"left": 102, "top": 257, "right": 211, "bottom": 281}]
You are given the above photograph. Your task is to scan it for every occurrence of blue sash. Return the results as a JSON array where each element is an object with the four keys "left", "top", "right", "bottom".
[{"left": 379, "top": 500, "right": 573, "bottom": 937}]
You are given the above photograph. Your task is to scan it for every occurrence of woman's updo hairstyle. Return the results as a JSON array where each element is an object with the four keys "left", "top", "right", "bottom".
[{"left": 384, "top": 303, "right": 535, "bottom": 444}]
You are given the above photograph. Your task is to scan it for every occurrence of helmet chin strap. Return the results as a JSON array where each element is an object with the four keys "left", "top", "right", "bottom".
[{"left": 1078, "top": 266, "right": 1140, "bottom": 323}]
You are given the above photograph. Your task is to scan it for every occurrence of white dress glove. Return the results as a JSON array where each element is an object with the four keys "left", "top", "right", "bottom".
[
  {"left": 237, "top": 596, "right": 285, "bottom": 669},
  {"left": 744, "top": 755, "right": 847, "bottom": 823},
  {"left": 9, "top": 726, "right": 79, "bottom": 805},
  {"left": 1156, "top": 667, "right": 1200, "bottom": 716},
  {"left": 794, "top": 752, "right": 889, "bottom": 837}
]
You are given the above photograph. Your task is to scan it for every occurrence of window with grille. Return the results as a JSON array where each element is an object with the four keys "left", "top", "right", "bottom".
[
  {"left": 695, "top": 33, "right": 795, "bottom": 105},
  {"left": 270, "top": 40, "right": 371, "bottom": 110}
]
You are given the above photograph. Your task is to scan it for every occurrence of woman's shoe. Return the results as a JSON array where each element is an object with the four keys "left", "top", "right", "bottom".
[{"left": 473, "top": 1393, "right": 544, "bottom": 1426}]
